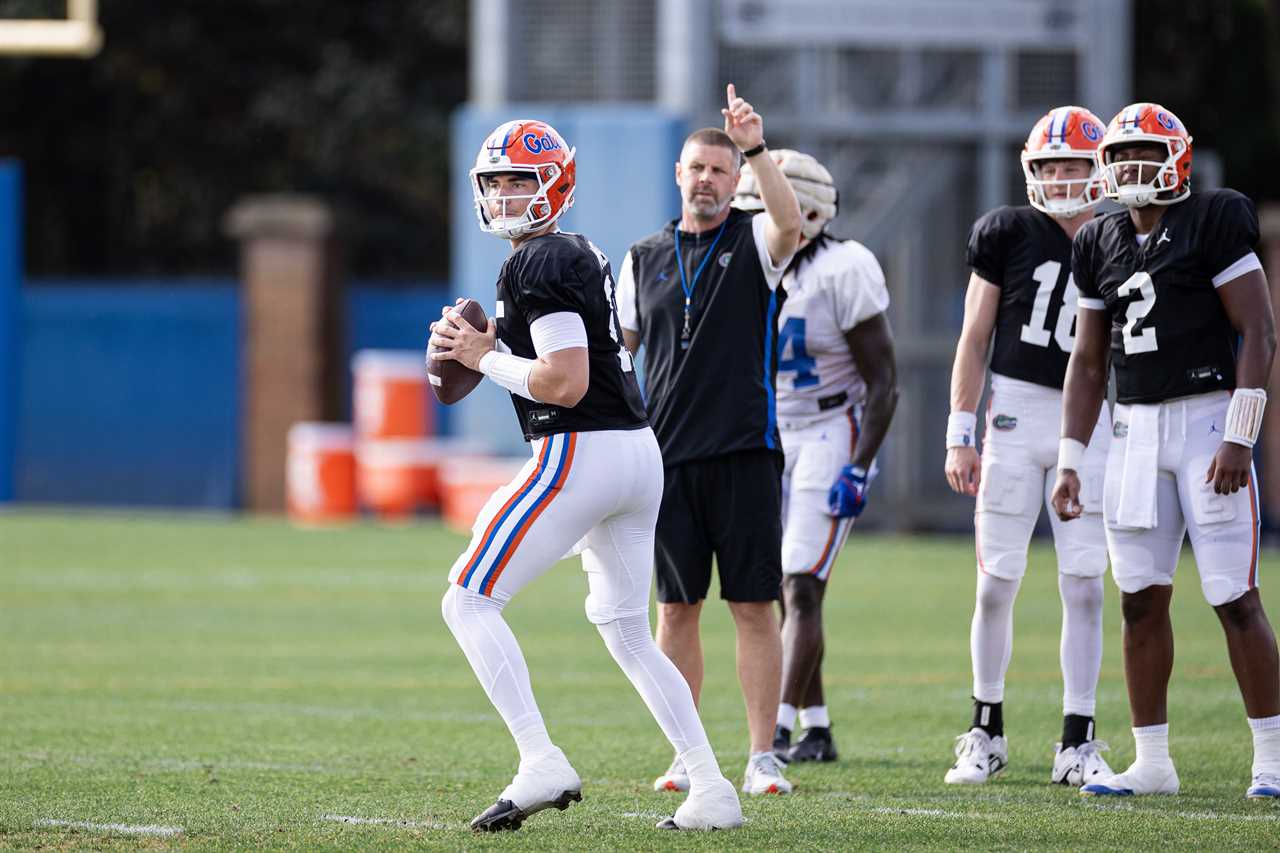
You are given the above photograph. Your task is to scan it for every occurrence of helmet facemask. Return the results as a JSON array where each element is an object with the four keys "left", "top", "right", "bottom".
[
  {"left": 470, "top": 159, "right": 574, "bottom": 240},
  {"left": 1020, "top": 154, "right": 1104, "bottom": 218},
  {"left": 1099, "top": 137, "right": 1190, "bottom": 208}
]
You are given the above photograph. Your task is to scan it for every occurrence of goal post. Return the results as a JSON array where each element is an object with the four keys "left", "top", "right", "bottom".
[{"left": 0, "top": 0, "right": 102, "bottom": 57}]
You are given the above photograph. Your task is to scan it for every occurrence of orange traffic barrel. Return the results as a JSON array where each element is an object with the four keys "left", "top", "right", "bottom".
[
  {"left": 286, "top": 423, "right": 357, "bottom": 524},
  {"left": 352, "top": 350, "right": 433, "bottom": 440}
]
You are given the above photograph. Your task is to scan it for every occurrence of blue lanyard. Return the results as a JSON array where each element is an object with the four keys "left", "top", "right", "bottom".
[{"left": 674, "top": 218, "right": 728, "bottom": 348}]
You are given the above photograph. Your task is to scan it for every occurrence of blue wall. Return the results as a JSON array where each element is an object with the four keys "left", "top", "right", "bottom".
[
  {"left": 0, "top": 163, "right": 20, "bottom": 503},
  {"left": 18, "top": 282, "right": 242, "bottom": 508},
  {"left": 16, "top": 280, "right": 448, "bottom": 509}
]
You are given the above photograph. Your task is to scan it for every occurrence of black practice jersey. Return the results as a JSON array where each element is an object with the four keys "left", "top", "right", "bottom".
[
  {"left": 495, "top": 232, "right": 648, "bottom": 441},
  {"left": 624, "top": 208, "right": 787, "bottom": 467},
  {"left": 966, "top": 205, "right": 1078, "bottom": 389},
  {"left": 1073, "top": 189, "right": 1259, "bottom": 404}
]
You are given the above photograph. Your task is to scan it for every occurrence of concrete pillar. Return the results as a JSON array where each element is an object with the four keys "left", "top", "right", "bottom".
[
  {"left": 1259, "top": 203, "right": 1280, "bottom": 528},
  {"left": 225, "top": 195, "right": 342, "bottom": 512}
]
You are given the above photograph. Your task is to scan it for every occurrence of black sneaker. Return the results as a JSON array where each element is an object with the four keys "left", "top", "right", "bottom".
[
  {"left": 772, "top": 724, "right": 792, "bottom": 765},
  {"left": 787, "top": 726, "right": 838, "bottom": 763},
  {"left": 469, "top": 790, "right": 581, "bottom": 832}
]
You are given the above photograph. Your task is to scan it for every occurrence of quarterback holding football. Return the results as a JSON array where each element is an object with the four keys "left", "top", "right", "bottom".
[{"left": 430, "top": 117, "right": 742, "bottom": 832}]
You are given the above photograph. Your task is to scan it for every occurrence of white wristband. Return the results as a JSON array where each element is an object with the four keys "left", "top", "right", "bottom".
[
  {"left": 1224, "top": 387, "right": 1267, "bottom": 448},
  {"left": 479, "top": 350, "right": 539, "bottom": 402},
  {"left": 946, "top": 411, "right": 978, "bottom": 449},
  {"left": 1058, "top": 438, "right": 1086, "bottom": 472}
]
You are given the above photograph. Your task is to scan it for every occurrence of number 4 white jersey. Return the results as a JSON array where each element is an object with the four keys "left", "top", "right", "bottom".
[{"left": 776, "top": 238, "right": 889, "bottom": 429}]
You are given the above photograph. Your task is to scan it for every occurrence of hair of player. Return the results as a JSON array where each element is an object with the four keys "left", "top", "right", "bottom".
[
  {"left": 681, "top": 128, "right": 741, "bottom": 169},
  {"left": 786, "top": 230, "right": 837, "bottom": 277}
]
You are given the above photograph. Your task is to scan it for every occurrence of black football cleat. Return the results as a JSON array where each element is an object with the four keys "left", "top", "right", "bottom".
[
  {"left": 469, "top": 790, "right": 582, "bottom": 833},
  {"left": 787, "top": 726, "right": 838, "bottom": 763},
  {"left": 772, "top": 724, "right": 793, "bottom": 765}
]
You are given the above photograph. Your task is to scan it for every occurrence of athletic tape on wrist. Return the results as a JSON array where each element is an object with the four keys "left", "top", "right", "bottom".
[
  {"left": 1058, "top": 438, "right": 1086, "bottom": 472},
  {"left": 946, "top": 411, "right": 977, "bottom": 449},
  {"left": 479, "top": 350, "right": 538, "bottom": 402},
  {"left": 1224, "top": 387, "right": 1267, "bottom": 448}
]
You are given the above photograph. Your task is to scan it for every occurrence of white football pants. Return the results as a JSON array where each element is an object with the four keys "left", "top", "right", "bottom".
[{"left": 1105, "top": 390, "right": 1261, "bottom": 606}]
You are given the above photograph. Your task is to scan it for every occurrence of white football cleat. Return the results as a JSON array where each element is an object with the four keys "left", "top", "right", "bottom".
[
  {"left": 742, "top": 752, "right": 792, "bottom": 795},
  {"left": 944, "top": 728, "right": 1008, "bottom": 785},
  {"left": 1052, "top": 740, "right": 1113, "bottom": 787},
  {"left": 657, "top": 777, "right": 743, "bottom": 830},
  {"left": 1246, "top": 772, "right": 1280, "bottom": 799},
  {"left": 653, "top": 755, "right": 690, "bottom": 792},
  {"left": 472, "top": 748, "right": 582, "bottom": 832},
  {"left": 1080, "top": 761, "right": 1179, "bottom": 796}
]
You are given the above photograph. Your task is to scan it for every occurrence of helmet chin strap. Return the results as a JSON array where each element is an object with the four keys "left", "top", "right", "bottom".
[{"left": 1116, "top": 184, "right": 1156, "bottom": 208}]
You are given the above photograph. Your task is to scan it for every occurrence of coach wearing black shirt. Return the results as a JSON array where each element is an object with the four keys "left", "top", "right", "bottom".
[{"left": 616, "top": 84, "right": 802, "bottom": 791}]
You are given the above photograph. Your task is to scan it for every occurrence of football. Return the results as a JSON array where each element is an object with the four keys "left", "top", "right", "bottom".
[{"left": 426, "top": 298, "right": 487, "bottom": 405}]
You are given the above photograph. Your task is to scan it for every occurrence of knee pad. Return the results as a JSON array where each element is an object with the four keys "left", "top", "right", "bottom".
[
  {"left": 441, "top": 583, "right": 501, "bottom": 633},
  {"left": 1055, "top": 526, "right": 1109, "bottom": 579},
  {"left": 1202, "top": 575, "right": 1251, "bottom": 607}
]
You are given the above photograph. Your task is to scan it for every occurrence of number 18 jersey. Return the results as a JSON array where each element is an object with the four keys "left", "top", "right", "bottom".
[
  {"left": 775, "top": 238, "right": 889, "bottom": 428},
  {"left": 967, "top": 205, "right": 1079, "bottom": 390}
]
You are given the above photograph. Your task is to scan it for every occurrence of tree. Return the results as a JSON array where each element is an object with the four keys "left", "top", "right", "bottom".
[
  {"left": 1134, "top": 0, "right": 1280, "bottom": 200},
  {"left": 0, "top": 0, "right": 468, "bottom": 277}
]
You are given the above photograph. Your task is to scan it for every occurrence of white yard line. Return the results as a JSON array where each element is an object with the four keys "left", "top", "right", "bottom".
[
  {"left": 866, "top": 806, "right": 1003, "bottom": 820},
  {"left": 35, "top": 819, "right": 182, "bottom": 836},
  {"left": 321, "top": 814, "right": 447, "bottom": 830}
]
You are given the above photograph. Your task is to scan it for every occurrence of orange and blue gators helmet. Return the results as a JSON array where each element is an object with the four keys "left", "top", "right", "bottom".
[
  {"left": 1020, "top": 105, "right": 1107, "bottom": 217},
  {"left": 470, "top": 119, "right": 577, "bottom": 239},
  {"left": 1097, "top": 102, "right": 1193, "bottom": 207}
]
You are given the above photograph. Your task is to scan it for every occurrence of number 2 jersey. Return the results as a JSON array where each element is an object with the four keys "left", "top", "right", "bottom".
[
  {"left": 775, "top": 237, "right": 890, "bottom": 428},
  {"left": 494, "top": 231, "right": 648, "bottom": 441},
  {"left": 1072, "top": 189, "right": 1259, "bottom": 404},
  {"left": 966, "top": 205, "right": 1079, "bottom": 389}
]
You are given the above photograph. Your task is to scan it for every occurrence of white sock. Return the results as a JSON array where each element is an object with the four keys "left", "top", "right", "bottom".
[
  {"left": 596, "top": 614, "right": 718, "bottom": 771},
  {"left": 441, "top": 585, "right": 555, "bottom": 762},
  {"left": 1059, "top": 574, "right": 1103, "bottom": 717},
  {"left": 1133, "top": 723, "right": 1172, "bottom": 766},
  {"left": 971, "top": 573, "right": 1020, "bottom": 702},
  {"left": 1249, "top": 715, "right": 1280, "bottom": 776},
  {"left": 679, "top": 743, "right": 723, "bottom": 788},
  {"left": 777, "top": 703, "right": 797, "bottom": 731},
  {"left": 799, "top": 705, "right": 830, "bottom": 729}
]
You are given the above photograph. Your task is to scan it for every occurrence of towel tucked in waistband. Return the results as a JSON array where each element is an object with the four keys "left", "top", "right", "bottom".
[{"left": 1114, "top": 403, "right": 1160, "bottom": 529}]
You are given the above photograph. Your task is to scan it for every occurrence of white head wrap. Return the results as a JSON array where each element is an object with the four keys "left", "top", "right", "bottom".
[{"left": 733, "top": 149, "right": 838, "bottom": 240}]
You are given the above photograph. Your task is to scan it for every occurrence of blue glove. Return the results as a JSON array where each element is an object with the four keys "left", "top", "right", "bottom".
[{"left": 827, "top": 465, "right": 869, "bottom": 518}]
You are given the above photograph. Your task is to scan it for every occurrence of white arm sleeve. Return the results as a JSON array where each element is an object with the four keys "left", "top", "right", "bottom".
[
  {"left": 751, "top": 213, "right": 793, "bottom": 291},
  {"left": 615, "top": 250, "right": 639, "bottom": 332},
  {"left": 530, "top": 311, "right": 588, "bottom": 356}
]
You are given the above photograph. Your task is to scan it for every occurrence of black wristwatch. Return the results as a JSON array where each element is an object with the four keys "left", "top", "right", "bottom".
[{"left": 740, "top": 142, "right": 767, "bottom": 159}]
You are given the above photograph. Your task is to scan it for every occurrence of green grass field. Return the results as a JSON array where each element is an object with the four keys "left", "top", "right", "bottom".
[{"left": 2, "top": 510, "right": 1279, "bottom": 850}]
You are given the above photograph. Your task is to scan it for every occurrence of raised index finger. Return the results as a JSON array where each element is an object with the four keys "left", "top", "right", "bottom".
[{"left": 726, "top": 82, "right": 736, "bottom": 105}]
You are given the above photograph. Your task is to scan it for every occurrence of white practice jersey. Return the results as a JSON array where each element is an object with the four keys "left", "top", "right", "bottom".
[{"left": 776, "top": 238, "right": 890, "bottom": 429}]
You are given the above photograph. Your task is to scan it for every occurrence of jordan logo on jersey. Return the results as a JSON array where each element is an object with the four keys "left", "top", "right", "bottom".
[{"left": 1156, "top": 228, "right": 1171, "bottom": 247}]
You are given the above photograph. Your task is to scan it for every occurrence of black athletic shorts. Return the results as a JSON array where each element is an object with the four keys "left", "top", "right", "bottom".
[{"left": 654, "top": 448, "right": 784, "bottom": 604}]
